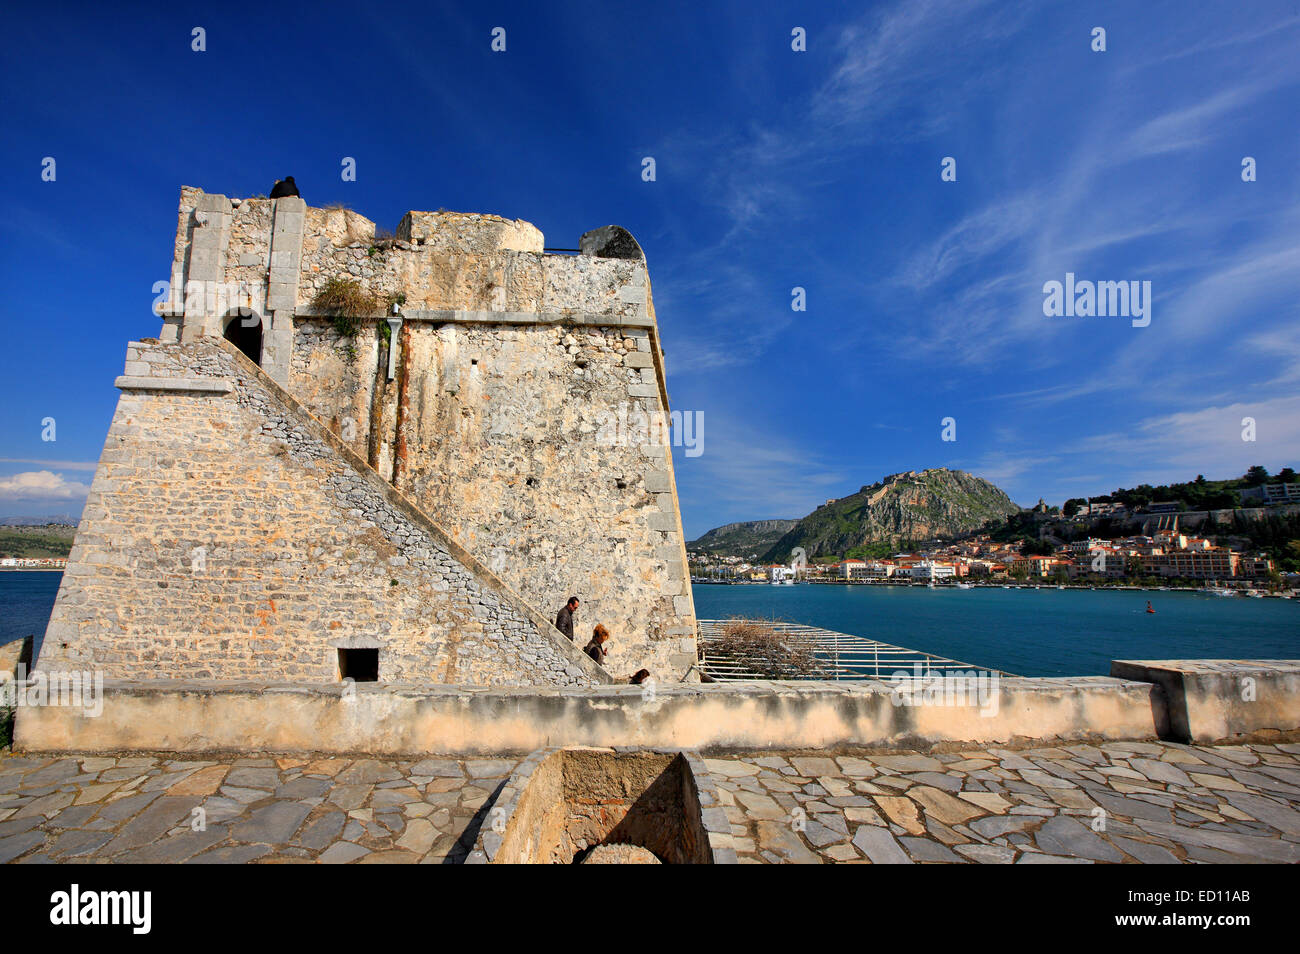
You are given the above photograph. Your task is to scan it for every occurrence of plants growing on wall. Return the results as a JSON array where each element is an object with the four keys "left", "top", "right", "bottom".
[{"left": 313, "top": 280, "right": 407, "bottom": 341}]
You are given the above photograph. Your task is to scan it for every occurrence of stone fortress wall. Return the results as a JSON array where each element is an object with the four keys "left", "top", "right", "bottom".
[{"left": 45, "top": 186, "right": 697, "bottom": 685}]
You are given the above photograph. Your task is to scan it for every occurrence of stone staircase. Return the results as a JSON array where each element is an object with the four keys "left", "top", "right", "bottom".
[{"left": 40, "top": 335, "right": 610, "bottom": 687}]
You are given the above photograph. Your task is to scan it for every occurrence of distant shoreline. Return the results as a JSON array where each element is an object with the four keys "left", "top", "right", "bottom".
[{"left": 690, "top": 579, "right": 1293, "bottom": 597}]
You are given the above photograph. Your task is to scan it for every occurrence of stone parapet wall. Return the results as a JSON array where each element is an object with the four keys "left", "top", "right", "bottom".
[
  {"left": 170, "top": 187, "right": 650, "bottom": 321},
  {"left": 397, "top": 210, "right": 544, "bottom": 254},
  {"left": 39, "top": 337, "right": 608, "bottom": 688},
  {"left": 28, "top": 666, "right": 1292, "bottom": 756}
]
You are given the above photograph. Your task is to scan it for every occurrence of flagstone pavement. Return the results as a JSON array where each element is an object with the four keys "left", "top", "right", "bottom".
[{"left": 1, "top": 740, "right": 1297, "bottom": 863}]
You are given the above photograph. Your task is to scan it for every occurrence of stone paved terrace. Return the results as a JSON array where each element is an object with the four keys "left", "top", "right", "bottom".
[{"left": 1, "top": 741, "right": 1297, "bottom": 863}]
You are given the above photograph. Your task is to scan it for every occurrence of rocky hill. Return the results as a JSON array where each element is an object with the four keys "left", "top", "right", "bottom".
[
  {"left": 0, "top": 523, "right": 76, "bottom": 559},
  {"left": 687, "top": 519, "right": 798, "bottom": 557},
  {"left": 761, "top": 469, "right": 1020, "bottom": 561}
]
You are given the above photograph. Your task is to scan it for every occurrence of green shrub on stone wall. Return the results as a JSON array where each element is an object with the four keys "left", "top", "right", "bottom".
[{"left": 314, "top": 280, "right": 407, "bottom": 342}]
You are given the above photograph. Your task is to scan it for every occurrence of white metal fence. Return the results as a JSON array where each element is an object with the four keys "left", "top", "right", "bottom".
[{"left": 696, "top": 619, "right": 1012, "bottom": 682}]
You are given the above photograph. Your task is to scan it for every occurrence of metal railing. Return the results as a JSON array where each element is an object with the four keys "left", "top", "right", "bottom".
[{"left": 696, "top": 619, "right": 1014, "bottom": 682}]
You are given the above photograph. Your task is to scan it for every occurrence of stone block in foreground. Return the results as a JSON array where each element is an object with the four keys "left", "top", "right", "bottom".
[{"left": 1111, "top": 659, "right": 1300, "bottom": 744}]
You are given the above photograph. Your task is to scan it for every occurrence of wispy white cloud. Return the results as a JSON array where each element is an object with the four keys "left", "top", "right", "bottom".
[
  {"left": 1075, "top": 397, "right": 1300, "bottom": 476},
  {"left": 1120, "top": 83, "right": 1270, "bottom": 159},
  {"left": 1123, "top": 15, "right": 1300, "bottom": 72},
  {"left": 897, "top": 194, "right": 1044, "bottom": 293},
  {"left": 674, "top": 412, "right": 847, "bottom": 535},
  {"left": 944, "top": 391, "right": 1300, "bottom": 506},
  {"left": 1241, "top": 326, "right": 1300, "bottom": 385},
  {"left": 1016, "top": 397, "right": 1300, "bottom": 504},
  {"left": 1150, "top": 239, "right": 1300, "bottom": 340},
  {"left": 811, "top": 0, "right": 1026, "bottom": 138},
  {"left": 0, "top": 458, "right": 99, "bottom": 471},
  {"left": 652, "top": 0, "right": 1045, "bottom": 377}
]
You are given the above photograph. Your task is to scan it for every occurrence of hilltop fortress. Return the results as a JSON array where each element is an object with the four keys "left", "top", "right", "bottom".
[{"left": 38, "top": 188, "right": 698, "bottom": 686}]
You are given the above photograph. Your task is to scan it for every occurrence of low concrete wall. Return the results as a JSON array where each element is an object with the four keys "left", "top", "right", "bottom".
[
  {"left": 14, "top": 674, "right": 1168, "bottom": 755},
  {"left": 1111, "top": 659, "right": 1300, "bottom": 744}
]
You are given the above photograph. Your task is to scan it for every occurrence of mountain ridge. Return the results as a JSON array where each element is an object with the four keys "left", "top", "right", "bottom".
[
  {"left": 686, "top": 519, "right": 799, "bottom": 557},
  {"left": 758, "top": 468, "right": 1021, "bottom": 562}
]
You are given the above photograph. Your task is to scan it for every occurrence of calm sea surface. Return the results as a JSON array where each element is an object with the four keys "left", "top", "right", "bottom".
[
  {"left": 3, "top": 574, "right": 1296, "bottom": 677},
  {"left": 693, "top": 583, "right": 1300, "bottom": 677},
  {"left": 1, "top": 571, "right": 63, "bottom": 662}
]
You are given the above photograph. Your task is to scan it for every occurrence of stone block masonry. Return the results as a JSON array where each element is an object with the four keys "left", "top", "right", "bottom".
[
  {"left": 39, "top": 337, "right": 608, "bottom": 688},
  {"left": 164, "top": 186, "right": 697, "bottom": 682}
]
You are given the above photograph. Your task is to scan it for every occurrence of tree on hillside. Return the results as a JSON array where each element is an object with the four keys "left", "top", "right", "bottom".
[{"left": 1243, "top": 466, "right": 1270, "bottom": 486}]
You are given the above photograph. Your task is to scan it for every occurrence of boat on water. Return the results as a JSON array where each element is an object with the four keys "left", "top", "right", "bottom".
[
  {"left": 955, "top": 582, "right": 973, "bottom": 590},
  {"left": 1208, "top": 588, "right": 1236, "bottom": 597},
  {"left": 1247, "top": 591, "right": 1264, "bottom": 598}
]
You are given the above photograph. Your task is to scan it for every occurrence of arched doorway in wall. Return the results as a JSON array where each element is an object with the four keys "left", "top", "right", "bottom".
[{"left": 223, "top": 311, "right": 263, "bottom": 365}]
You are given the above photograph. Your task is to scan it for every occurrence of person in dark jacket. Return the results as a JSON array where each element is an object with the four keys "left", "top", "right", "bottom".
[
  {"left": 555, "top": 596, "right": 579, "bottom": 640},
  {"left": 269, "top": 176, "right": 300, "bottom": 198},
  {"left": 584, "top": 624, "right": 611, "bottom": 665}
]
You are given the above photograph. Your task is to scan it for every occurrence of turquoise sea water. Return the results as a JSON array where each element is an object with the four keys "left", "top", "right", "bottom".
[
  {"left": 692, "top": 583, "right": 1300, "bottom": 677},
  {"left": 3, "top": 574, "right": 1296, "bottom": 678}
]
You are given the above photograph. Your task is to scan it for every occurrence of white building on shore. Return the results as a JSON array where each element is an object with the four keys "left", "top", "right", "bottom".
[{"left": 907, "top": 562, "right": 956, "bottom": 581}]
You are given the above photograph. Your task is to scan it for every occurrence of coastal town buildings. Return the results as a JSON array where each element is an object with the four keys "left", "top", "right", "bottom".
[
  {"left": 688, "top": 518, "right": 1278, "bottom": 586},
  {"left": 0, "top": 557, "right": 67, "bottom": 570}
]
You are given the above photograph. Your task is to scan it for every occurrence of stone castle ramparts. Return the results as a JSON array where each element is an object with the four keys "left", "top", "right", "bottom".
[{"left": 42, "top": 187, "right": 697, "bottom": 686}]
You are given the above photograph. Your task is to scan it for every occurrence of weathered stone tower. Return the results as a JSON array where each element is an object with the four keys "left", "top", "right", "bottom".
[{"left": 39, "top": 188, "right": 698, "bottom": 687}]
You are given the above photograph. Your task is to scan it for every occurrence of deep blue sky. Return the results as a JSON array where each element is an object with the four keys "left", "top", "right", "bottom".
[{"left": 2, "top": 1, "right": 1298, "bottom": 538}]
